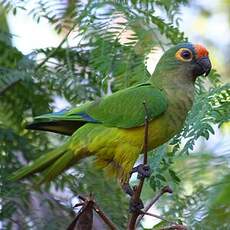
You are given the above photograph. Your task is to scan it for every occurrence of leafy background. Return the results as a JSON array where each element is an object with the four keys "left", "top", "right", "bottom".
[{"left": 0, "top": 0, "right": 229, "bottom": 229}]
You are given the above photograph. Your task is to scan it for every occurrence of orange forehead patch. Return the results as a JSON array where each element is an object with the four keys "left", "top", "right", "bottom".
[{"left": 194, "top": 44, "right": 209, "bottom": 58}]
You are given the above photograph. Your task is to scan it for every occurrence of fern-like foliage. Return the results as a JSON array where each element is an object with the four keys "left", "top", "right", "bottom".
[{"left": 0, "top": 0, "right": 229, "bottom": 229}]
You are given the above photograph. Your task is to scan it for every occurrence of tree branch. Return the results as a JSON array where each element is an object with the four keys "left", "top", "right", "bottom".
[{"left": 127, "top": 101, "right": 149, "bottom": 229}]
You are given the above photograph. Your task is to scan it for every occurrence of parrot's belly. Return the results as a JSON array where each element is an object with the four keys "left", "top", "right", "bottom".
[
  {"left": 78, "top": 109, "right": 186, "bottom": 183},
  {"left": 121, "top": 111, "right": 185, "bottom": 151}
]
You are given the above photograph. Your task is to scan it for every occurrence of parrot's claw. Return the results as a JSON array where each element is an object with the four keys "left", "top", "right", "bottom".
[
  {"left": 131, "top": 164, "right": 151, "bottom": 179},
  {"left": 122, "top": 183, "right": 134, "bottom": 197},
  {"left": 129, "top": 198, "right": 144, "bottom": 213}
]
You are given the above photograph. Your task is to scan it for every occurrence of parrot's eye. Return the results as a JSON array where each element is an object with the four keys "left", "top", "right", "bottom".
[
  {"left": 181, "top": 50, "right": 191, "bottom": 59},
  {"left": 175, "top": 48, "right": 193, "bottom": 62}
]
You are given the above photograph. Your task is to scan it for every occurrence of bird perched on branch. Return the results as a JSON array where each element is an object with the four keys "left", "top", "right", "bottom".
[{"left": 11, "top": 43, "right": 211, "bottom": 187}]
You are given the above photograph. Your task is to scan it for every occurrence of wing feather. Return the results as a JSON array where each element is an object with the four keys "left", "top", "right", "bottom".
[{"left": 27, "top": 83, "right": 168, "bottom": 135}]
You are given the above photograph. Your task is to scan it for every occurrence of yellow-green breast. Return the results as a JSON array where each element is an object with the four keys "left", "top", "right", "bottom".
[{"left": 70, "top": 84, "right": 195, "bottom": 183}]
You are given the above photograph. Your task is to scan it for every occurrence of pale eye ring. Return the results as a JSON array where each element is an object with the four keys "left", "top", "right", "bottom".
[{"left": 175, "top": 48, "right": 193, "bottom": 62}]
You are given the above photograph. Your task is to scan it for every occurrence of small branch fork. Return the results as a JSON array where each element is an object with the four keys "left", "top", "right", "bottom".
[{"left": 136, "top": 186, "right": 173, "bottom": 226}]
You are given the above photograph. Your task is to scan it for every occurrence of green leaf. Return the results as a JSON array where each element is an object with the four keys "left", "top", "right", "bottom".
[{"left": 168, "top": 169, "right": 181, "bottom": 183}]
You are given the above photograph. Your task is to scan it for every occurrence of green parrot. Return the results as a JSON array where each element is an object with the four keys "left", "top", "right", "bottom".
[{"left": 10, "top": 43, "right": 211, "bottom": 187}]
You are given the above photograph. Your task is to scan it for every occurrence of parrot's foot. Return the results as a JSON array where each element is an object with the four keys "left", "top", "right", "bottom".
[
  {"left": 131, "top": 164, "right": 151, "bottom": 179},
  {"left": 122, "top": 183, "right": 144, "bottom": 213},
  {"left": 122, "top": 183, "right": 134, "bottom": 197},
  {"left": 129, "top": 197, "right": 144, "bottom": 213}
]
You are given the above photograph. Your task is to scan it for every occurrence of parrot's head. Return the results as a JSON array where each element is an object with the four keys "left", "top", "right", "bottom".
[{"left": 153, "top": 43, "right": 212, "bottom": 83}]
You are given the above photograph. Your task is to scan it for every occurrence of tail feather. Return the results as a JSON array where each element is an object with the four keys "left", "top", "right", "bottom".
[
  {"left": 9, "top": 145, "right": 68, "bottom": 181},
  {"left": 37, "top": 150, "right": 75, "bottom": 185}
]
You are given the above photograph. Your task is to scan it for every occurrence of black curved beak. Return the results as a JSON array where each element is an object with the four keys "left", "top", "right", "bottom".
[{"left": 196, "top": 56, "right": 212, "bottom": 77}]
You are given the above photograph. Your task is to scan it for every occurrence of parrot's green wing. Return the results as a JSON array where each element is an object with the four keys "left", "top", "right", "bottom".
[{"left": 27, "top": 83, "right": 168, "bottom": 135}]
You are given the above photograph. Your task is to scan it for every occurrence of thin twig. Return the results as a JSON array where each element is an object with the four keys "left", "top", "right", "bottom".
[
  {"left": 35, "top": 23, "right": 77, "bottom": 71},
  {"left": 143, "top": 102, "right": 149, "bottom": 165},
  {"left": 136, "top": 186, "right": 173, "bottom": 226},
  {"left": 140, "top": 211, "right": 176, "bottom": 225},
  {"left": 73, "top": 202, "right": 84, "bottom": 208},
  {"left": 93, "top": 204, "right": 117, "bottom": 230},
  {"left": 127, "top": 101, "right": 149, "bottom": 230}
]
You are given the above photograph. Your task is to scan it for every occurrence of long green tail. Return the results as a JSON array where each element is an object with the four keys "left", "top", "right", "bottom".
[{"left": 9, "top": 143, "right": 76, "bottom": 185}]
